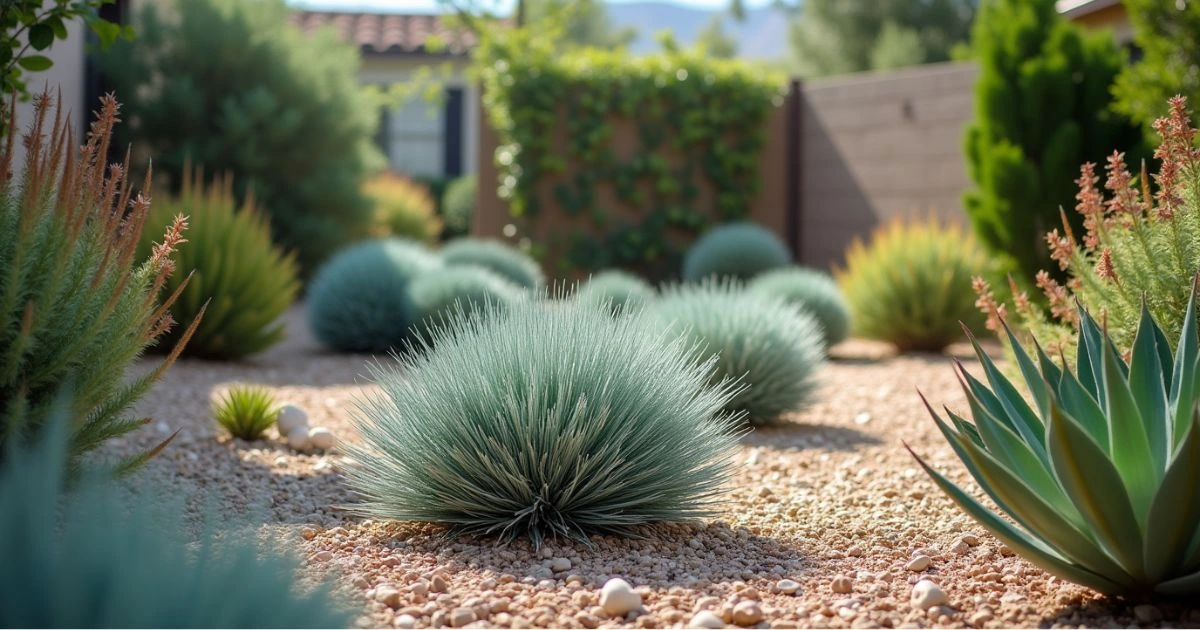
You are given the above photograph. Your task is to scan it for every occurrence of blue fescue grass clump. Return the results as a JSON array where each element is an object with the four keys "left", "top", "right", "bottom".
[
  {"left": 574, "top": 270, "right": 656, "bottom": 315},
  {"left": 409, "top": 266, "right": 525, "bottom": 339},
  {"left": 682, "top": 221, "right": 792, "bottom": 282},
  {"left": 748, "top": 267, "right": 851, "bottom": 348},
  {"left": 652, "top": 281, "right": 825, "bottom": 424},
  {"left": 440, "top": 238, "right": 545, "bottom": 290},
  {"left": 343, "top": 298, "right": 742, "bottom": 545},
  {"left": 307, "top": 238, "right": 440, "bottom": 353},
  {"left": 0, "top": 412, "right": 350, "bottom": 628}
]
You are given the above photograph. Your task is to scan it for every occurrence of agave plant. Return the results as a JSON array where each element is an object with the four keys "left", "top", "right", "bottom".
[
  {"left": 911, "top": 280, "right": 1200, "bottom": 596},
  {"left": 213, "top": 385, "right": 279, "bottom": 441}
]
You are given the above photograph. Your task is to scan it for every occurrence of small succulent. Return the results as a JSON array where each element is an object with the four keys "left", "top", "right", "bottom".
[
  {"left": 409, "top": 266, "right": 525, "bottom": 340},
  {"left": 749, "top": 267, "right": 851, "bottom": 348},
  {"left": 575, "top": 270, "right": 656, "bottom": 315},
  {"left": 682, "top": 221, "right": 792, "bottom": 282},
  {"left": 440, "top": 238, "right": 545, "bottom": 290},
  {"left": 213, "top": 385, "right": 280, "bottom": 441},
  {"left": 911, "top": 279, "right": 1200, "bottom": 597}
]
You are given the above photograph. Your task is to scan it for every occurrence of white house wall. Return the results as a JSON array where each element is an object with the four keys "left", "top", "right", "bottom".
[{"left": 11, "top": 12, "right": 86, "bottom": 171}]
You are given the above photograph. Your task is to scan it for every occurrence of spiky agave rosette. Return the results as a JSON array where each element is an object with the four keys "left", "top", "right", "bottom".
[
  {"left": 911, "top": 278, "right": 1200, "bottom": 596},
  {"left": 342, "top": 298, "right": 743, "bottom": 545}
]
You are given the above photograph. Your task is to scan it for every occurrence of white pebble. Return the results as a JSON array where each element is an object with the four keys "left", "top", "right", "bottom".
[
  {"left": 905, "top": 554, "right": 932, "bottom": 572},
  {"left": 731, "top": 600, "right": 764, "bottom": 626},
  {"left": 309, "top": 426, "right": 335, "bottom": 450},
  {"left": 551, "top": 557, "right": 572, "bottom": 572},
  {"left": 277, "top": 404, "right": 308, "bottom": 436},
  {"left": 854, "top": 412, "right": 872, "bottom": 425},
  {"left": 287, "top": 426, "right": 311, "bottom": 451},
  {"left": 688, "top": 610, "right": 726, "bottom": 628},
  {"left": 775, "top": 579, "right": 801, "bottom": 595},
  {"left": 598, "top": 578, "right": 641, "bottom": 616},
  {"left": 910, "top": 579, "right": 948, "bottom": 609},
  {"left": 392, "top": 614, "right": 416, "bottom": 629}
]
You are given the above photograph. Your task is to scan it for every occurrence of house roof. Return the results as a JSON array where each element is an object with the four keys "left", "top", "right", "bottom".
[
  {"left": 288, "top": 11, "right": 479, "bottom": 56},
  {"left": 1055, "top": 0, "right": 1122, "bottom": 19}
]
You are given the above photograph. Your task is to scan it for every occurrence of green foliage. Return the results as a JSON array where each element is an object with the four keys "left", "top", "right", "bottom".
[
  {"left": 343, "top": 298, "right": 741, "bottom": 545},
  {"left": 98, "top": 0, "right": 381, "bottom": 276},
  {"left": 366, "top": 172, "right": 442, "bottom": 244},
  {"left": 477, "top": 29, "right": 783, "bottom": 278},
  {"left": 1114, "top": 0, "right": 1200, "bottom": 133},
  {"left": 789, "top": 0, "right": 976, "bottom": 77},
  {"left": 213, "top": 384, "right": 279, "bottom": 441},
  {"left": 749, "top": 267, "right": 851, "bottom": 348},
  {"left": 0, "top": 411, "right": 351, "bottom": 627},
  {"left": 682, "top": 221, "right": 791, "bottom": 282},
  {"left": 440, "top": 238, "right": 545, "bottom": 290},
  {"left": 441, "top": 174, "right": 476, "bottom": 238},
  {"left": 575, "top": 270, "right": 655, "bottom": 315},
  {"left": 963, "top": 0, "right": 1146, "bottom": 287},
  {"left": 694, "top": 16, "right": 738, "bottom": 59},
  {"left": 137, "top": 170, "right": 299, "bottom": 360},
  {"left": 912, "top": 282, "right": 1200, "bottom": 597},
  {"left": 524, "top": 0, "right": 637, "bottom": 50},
  {"left": 836, "top": 217, "right": 988, "bottom": 353},
  {"left": 0, "top": 95, "right": 197, "bottom": 471},
  {"left": 307, "top": 239, "right": 441, "bottom": 353},
  {"left": 409, "top": 266, "right": 524, "bottom": 339},
  {"left": 652, "top": 281, "right": 825, "bottom": 423}
]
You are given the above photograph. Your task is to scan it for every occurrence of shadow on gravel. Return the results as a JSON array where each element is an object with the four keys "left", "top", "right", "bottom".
[
  {"left": 1044, "top": 595, "right": 1200, "bottom": 628},
  {"left": 745, "top": 422, "right": 882, "bottom": 452}
]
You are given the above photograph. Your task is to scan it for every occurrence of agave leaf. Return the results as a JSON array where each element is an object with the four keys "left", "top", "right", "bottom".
[
  {"left": 1143, "top": 414, "right": 1200, "bottom": 582},
  {"left": 957, "top": 365, "right": 1046, "bottom": 459},
  {"left": 962, "top": 333, "right": 1046, "bottom": 451},
  {"left": 949, "top": 409, "right": 984, "bottom": 449},
  {"left": 999, "top": 320, "right": 1050, "bottom": 419},
  {"left": 1076, "top": 304, "right": 1105, "bottom": 403},
  {"left": 1128, "top": 303, "right": 1170, "bottom": 471},
  {"left": 1156, "top": 568, "right": 1200, "bottom": 596},
  {"left": 1102, "top": 334, "right": 1160, "bottom": 515},
  {"left": 1053, "top": 364, "right": 1110, "bottom": 452},
  {"left": 1033, "top": 338, "right": 1064, "bottom": 389},
  {"left": 1170, "top": 279, "right": 1200, "bottom": 448},
  {"left": 1046, "top": 400, "right": 1145, "bottom": 582},
  {"left": 905, "top": 444, "right": 1128, "bottom": 595}
]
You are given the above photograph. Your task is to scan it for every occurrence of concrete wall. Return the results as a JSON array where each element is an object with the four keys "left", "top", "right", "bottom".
[{"left": 11, "top": 14, "right": 86, "bottom": 170}]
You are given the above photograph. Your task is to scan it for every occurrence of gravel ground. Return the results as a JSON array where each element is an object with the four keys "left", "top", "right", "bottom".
[{"left": 106, "top": 306, "right": 1200, "bottom": 629}]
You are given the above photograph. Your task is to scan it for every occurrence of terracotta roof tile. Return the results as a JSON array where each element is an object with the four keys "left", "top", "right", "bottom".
[{"left": 289, "top": 11, "right": 479, "bottom": 56}]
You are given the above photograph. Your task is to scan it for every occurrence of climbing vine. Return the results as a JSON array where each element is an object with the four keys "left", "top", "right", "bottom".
[{"left": 476, "top": 29, "right": 784, "bottom": 279}]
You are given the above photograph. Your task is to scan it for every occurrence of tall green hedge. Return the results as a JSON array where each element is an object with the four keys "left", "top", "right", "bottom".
[
  {"left": 963, "top": 0, "right": 1145, "bottom": 285},
  {"left": 99, "top": 0, "right": 382, "bottom": 276},
  {"left": 477, "top": 30, "right": 783, "bottom": 279}
]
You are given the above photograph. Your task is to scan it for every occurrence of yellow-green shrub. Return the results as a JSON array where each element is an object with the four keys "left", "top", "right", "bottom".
[{"left": 366, "top": 172, "right": 442, "bottom": 244}]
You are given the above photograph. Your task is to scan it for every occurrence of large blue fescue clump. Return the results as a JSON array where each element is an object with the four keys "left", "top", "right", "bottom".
[
  {"left": 409, "top": 265, "right": 525, "bottom": 340},
  {"left": 682, "top": 221, "right": 791, "bottom": 282},
  {"left": 440, "top": 238, "right": 545, "bottom": 290},
  {"left": 749, "top": 267, "right": 852, "bottom": 348},
  {"left": 574, "top": 270, "right": 655, "bottom": 315}
]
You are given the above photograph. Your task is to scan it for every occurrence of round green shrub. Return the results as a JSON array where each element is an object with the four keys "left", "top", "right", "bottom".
[
  {"left": 441, "top": 175, "right": 476, "bottom": 238},
  {"left": 575, "top": 270, "right": 656, "bottom": 315},
  {"left": 306, "top": 239, "right": 440, "bottom": 353},
  {"left": 748, "top": 267, "right": 851, "bottom": 348},
  {"left": 441, "top": 238, "right": 545, "bottom": 289},
  {"left": 682, "top": 222, "right": 792, "bottom": 282},
  {"left": 409, "top": 266, "right": 525, "bottom": 339},
  {"left": 365, "top": 172, "right": 442, "bottom": 244},
  {"left": 343, "top": 299, "right": 741, "bottom": 544},
  {"left": 652, "top": 281, "right": 825, "bottom": 424}
]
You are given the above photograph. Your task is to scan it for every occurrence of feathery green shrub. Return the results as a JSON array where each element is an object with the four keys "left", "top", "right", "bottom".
[
  {"left": 1114, "top": 0, "right": 1200, "bottom": 134},
  {"left": 343, "top": 298, "right": 741, "bottom": 544},
  {"left": 837, "top": 217, "right": 988, "bottom": 353},
  {"left": 137, "top": 169, "right": 299, "bottom": 360},
  {"left": 213, "top": 385, "right": 280, "bottom": 441},
  {"left": 365, "top": 172, "right": 442, "bottom": 244},
  {"left": 652, "top": 281, "right": 825, "bottom": 423},
  {"left": 682, "top": 221, "right": 792, "bottom": 282},
  {"left": 0, "top": 411, "right": 351, "bottom": 627},
  {"left": 0, "top": 94, "right": 199, "bottom": 471},
  {"left": 749, "top": 267, "right": 851, "bottom": 348},
  {"left": 575, "top": 270, "right": 655, "bottom": 315},
  {"left": 409, "top": 266, "right": 524, "bottom": 340},
  {"left": 912, "top": 281, "right": 1200, "bottom": 597},
  {"left": 440, "top": 238, "right": 545, "bottom": 290},
  {"left": 441, "top": 174, "right": 476, "bottom": 238},
  {"left": 307, "top": 239, "right": 441, "bottom": 353}
]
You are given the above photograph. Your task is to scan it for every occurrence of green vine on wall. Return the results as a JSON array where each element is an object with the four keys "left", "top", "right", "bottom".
[{"left": 476, "top": 30, "right": 784, "bottom": 278}]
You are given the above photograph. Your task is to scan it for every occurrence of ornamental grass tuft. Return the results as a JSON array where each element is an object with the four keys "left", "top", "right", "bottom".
[
  {"left": 409, "top": 266, "right": 525, "bottom": 340},
  {"left": 440, "top": 237, "right": 545, "bottom": 290},
  {"left": 574, "top": 270, "right": 655, "bottom": 315},
  {"left": 343, "top": 298, "right": 742, "bottom": 545},
  {"left": 749, "top": 267, "right": 851, "bottom": 348},
  {"left": 213, "top": 384, "right": 279, "bottom": 441},
  {"left": 912, "top": 278, "right": 1200, "bottom": 597},
  {"left": 682, "top": 221, "right": 791, "bottom": 282},
  {"left": 652, "top": 281, "right": 825, "bottom": 423}
]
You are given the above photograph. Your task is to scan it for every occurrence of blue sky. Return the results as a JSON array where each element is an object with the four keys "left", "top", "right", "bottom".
[{"left": 288, "top": 0, "right": 772, "bottom": 13}]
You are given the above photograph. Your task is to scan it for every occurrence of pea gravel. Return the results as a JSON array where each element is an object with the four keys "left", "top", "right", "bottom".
[{"left": 101, "top": 307, "right": 1200, "bottom": 629}]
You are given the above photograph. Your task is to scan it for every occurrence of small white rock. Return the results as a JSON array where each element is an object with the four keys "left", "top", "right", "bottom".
[
  {"left": 287, "top": 426, "right": 311, "bottom": 451},
  {"left": 392, "top": 614, "right": 416, "bottom": 629},
  {"left": 906, "top": 554, "right": 932, "bottom": 572},
  {"left": 277, "top": 404, "right": 308, "bottom": 436},
  {"left": 731, "top": 600, "right": 764, "bottom": 626},
  {"left": 910, "top": 579, "right": 948, "bottom": 609},
  {"left": 598, "top": 578, "right": 641, "bottom": 616},
  {"left": 309, "top": 426, "right": 335, "bottom": 450},
  {"left": 551, "top": 557, "right": 572, "bottom": 572},
  {"left": 854, "top": 412, "right": 872, "bottom": 425},
  {"left": 775, "top": 579, "right": 801, "bottom": 595},
  {"left": 688, "top": 610, "right": 726, "bottom": 628}
]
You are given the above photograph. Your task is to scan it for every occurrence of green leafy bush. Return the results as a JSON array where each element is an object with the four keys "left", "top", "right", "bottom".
[
  {"left": 652, "top": 281, "right": 824, "bottom": 423},
  {"left": 409, "top": 266, "right": 524, "bottom": 339},
  {"left": 682, "top": 222, "right": 791, "bottom": 282},
  {"left": 343, "top": 298, "right": 741, "bottom": 544},
  {"left": 975, "top": 97, "right": 1200, "bottom": 356},
  {"left": 307, "top": 239, "right": 441, "bottom": 353},
  {"left": 963, "top": 0, "right": 1145, "bottom": 286},
  {"left": 836, "top": 217, "right": 988, "bottom": 353},
  {"left": 440, "top": 238, "right": 545, "bottom": 290},
  {"left": 575, "top": 270, "right": 655, "bottom": 315},
  {"left": 137, "top": 170, "right": 299, "bottom": 360},
  {"left": 213, "top": 385, "right": 279, "bottom": 441},
  {"left": 748, "top": 267, "right": 851, "bottom": 347},
  {"left": 0, "top": 411, "right": 351, "bottom": 627},
  {"left": 1114, "top": 0, "right": 1200, "bottom": 133},
  {"left": 912, "top": 282, "right": 1200, "bottom": 597},
  {"left": 0, "top": 94, "right": 198, "bottom": 471},
  {"left": 366, "top": 172, "right": 442, "bottom": 244},
  {"left": 441, "top": 174, "right": 476, "bottom": 238},
  {"left": 99, "top": 0, "right": 381, "bottom": 276}
]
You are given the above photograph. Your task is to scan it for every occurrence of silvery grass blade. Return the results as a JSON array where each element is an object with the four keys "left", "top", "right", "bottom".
[
  {"left": 1101, "top": 329, "right": 1159, "bottom": 516},
  {"left": 1144, "top": 413, "right": 1200, "bottom": 583},
  {"left": 962, "top": 327, "right": 1046, "bottom": 453},
  {"left": 1127, "top": 302, "right": 1171, "bottom": 473},
  {"left": 1170, "top": 278, "right": 1200, "bottom": 448}
]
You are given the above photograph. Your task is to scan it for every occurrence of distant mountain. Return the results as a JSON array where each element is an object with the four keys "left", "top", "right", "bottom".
[{"left": 606, "top": 2, "right": 791, "bottom": 60}]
